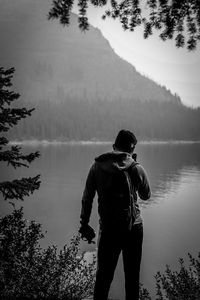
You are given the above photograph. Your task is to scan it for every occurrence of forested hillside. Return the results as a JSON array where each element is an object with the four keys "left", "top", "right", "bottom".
[{"left": 9, "top": 96, "right": 200, "bottom": 141}]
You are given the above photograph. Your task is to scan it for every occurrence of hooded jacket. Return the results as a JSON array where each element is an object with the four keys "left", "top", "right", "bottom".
[{"left": 80, "top": 151, "right": 151, "bottom": 229}]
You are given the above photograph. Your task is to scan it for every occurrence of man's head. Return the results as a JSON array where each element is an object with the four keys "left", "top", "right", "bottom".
[{"left": 113, "top": 129, "right": 137, "bottom": 154}]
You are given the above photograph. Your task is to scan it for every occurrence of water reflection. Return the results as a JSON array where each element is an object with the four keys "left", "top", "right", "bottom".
[{"left": 137, "top": 143, "right": 200, "bottom": 204}]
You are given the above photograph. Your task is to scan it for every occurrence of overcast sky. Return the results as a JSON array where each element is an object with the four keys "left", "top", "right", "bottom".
[{"left": 84, "top": 5, "right": 200, "bottom": 108}]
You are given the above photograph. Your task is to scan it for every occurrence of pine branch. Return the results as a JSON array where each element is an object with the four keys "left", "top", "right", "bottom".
[
  {"left": 0, "top": 175, "right": 41, "bottom": 201},
  {"left": 0, "top": 67, "right": 15, "bottom": 88},
  {"left": 0, "top": 89, "right": 20, "bottom": 107},
  {"left": 0, "top": 145, "right": 40, "bottom": 168},
  {"left": 0, "top": 107, "right": 35, "bottom": 132},
  {"left": 0, "top": 137, "right": 9, "bottom": 149}
]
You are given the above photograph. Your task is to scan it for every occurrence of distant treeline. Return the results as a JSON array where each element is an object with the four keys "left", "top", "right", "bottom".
[{"left": 9, "top": 96, "right": 200, "bottom": 141}]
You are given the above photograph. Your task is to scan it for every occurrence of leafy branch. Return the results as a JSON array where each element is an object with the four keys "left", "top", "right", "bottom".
[{"left": 48, "top": 0, "right": 200, "bottom": 50}]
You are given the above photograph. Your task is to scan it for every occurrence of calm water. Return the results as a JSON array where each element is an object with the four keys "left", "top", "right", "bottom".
[{"left": 1, "top": 142, "right": 200, "bottom": 299}]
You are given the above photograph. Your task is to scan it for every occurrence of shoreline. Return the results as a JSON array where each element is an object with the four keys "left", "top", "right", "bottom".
[{"left": 9, "top": 139, "right": 200, "bottom": 146}]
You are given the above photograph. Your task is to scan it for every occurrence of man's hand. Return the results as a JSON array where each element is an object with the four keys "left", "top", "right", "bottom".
[{"left": 79, "top": 224, "right": 96, "bottom": 244}]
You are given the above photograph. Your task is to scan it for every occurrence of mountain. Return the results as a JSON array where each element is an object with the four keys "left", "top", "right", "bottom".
[
  {"left": 0, "top": 0, "right": 180, "bottom": 104},
  {"left": 1, "top": 0, "right": 200, "bottom": 141}
]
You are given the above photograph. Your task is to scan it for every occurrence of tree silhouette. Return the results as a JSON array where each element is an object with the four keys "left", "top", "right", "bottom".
[
  {"left": 48, "top": 0, "right": 200, "bottom": 50},
  {"left": 0, "top": 67, "right": 40, "bottom": 201}
]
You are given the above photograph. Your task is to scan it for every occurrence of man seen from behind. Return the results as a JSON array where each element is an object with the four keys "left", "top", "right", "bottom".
[{"left": 79, "top": 129, "right": 151, "bottom": 300}]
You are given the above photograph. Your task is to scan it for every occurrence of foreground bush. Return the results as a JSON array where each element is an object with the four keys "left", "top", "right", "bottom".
[
  {"left": 0, "top": 207, "right": 96, "bottom": 300},
  {"left": 155, "top": 253, "right": 200, "bottom": 300},
  {"left": 139, "top": 253, "right": 200, "bottom": 300}
]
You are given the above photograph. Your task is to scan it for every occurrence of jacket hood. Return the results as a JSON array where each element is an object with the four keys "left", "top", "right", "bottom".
[{"left": 95, "top": 151, "right": 136, "bottom": 173}]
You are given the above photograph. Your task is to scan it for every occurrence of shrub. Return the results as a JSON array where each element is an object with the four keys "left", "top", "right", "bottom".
[
  {"left": 0, "top": 207, "right": 96, "bottom": 300},
  {"left": 155, "top": 253, "right": 200, "bottom": 300}
]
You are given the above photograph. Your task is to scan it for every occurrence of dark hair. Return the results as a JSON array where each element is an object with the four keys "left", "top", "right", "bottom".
[{"left": 114, "top": 129, "right": 137, "bottom": 153}]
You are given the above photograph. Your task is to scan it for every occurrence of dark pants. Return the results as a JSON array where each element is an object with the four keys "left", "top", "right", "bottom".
[{"left": 94, "top": 223, "right": 143, "bottom": 300}]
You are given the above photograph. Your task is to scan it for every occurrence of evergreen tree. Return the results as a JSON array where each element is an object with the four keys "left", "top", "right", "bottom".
[
  {"left": 0, "top": 67, "right": 97, "bottom": 299},
  {"left": 0, "top": 67, "right": 40, "bottom": 201}
]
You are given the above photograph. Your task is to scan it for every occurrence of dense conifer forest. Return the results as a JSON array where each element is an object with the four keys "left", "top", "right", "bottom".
[{"left": 9, "top": 95, "right": 200, "bottom": 142}]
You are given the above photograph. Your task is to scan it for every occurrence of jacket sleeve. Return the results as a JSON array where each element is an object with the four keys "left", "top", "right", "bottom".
[
  {"left": 136, "top": 164, "right": 151, "bottom": 200},
  {"left": 80, "top": 163, "right": 96, "bottom": 225}
]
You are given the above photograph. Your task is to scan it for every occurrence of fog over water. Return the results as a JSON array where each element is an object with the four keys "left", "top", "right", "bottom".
[{"left": 1, "top": 142, "right": 200, "bottom": 299}]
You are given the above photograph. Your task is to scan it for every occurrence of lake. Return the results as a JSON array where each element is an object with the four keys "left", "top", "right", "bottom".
[{"left": 1, "top": 142, "right": 200, "bottom": 299}]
